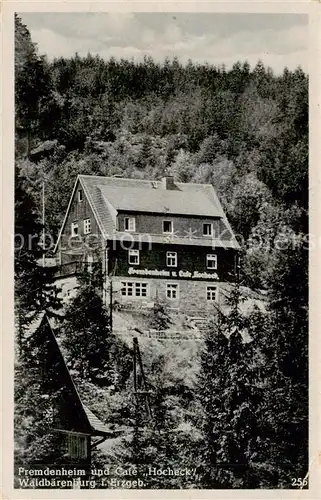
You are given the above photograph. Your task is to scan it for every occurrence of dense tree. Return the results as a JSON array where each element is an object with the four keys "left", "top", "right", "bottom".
[
  {"left": 61, "top": 264, "right": 132, "bottom": 385},
  {"left": 198, "top": 260, "right": 308, "bottom": 488},
  {"left": 14, "top": 164, "right": 61, "bottom": 338},
  {"left": 256, "top": 243, "right": 308, "bottom": 486},
  {"left": 15, "top": 15, "right": 52, "bottom": 156},
  {"left": 148, "top": 297, "right": 172, "bottom": 331},
  {"left": 14, "top": 341, "right": 65, "bottom": 479},
  {"left": 14, "top": 22, "right": 308, "bottom": 238},
  {"left": 197, "top": 282, "right": 268, "bottom": 488},
  {"left": 115, "top": 351, "right": 197, "bottom": 488},
  {"left": 227, "top": 173, "right": 272, "bottom": 241}
]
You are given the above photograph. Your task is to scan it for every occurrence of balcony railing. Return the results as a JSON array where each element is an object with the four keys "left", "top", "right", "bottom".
[{"left": 54, "top": 261, "right": 85, "bottom": 278}]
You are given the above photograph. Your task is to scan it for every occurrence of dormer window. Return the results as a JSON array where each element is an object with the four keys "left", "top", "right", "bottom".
[
  {"left": 124, "top": 217, "right": 136, "bottom": 232},
  {"left": 78, "top": 190, "right": 83, "bottom": 202},
  {"left": 163, "top": 220, "right": 173, "bottom": 234},
  {"left": 203, "top": 223, "right": 214, "bottom": 237}
]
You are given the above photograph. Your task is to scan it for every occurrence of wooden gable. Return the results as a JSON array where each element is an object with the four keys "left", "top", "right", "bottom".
[{"left": 26, "top": 313, "right": 93, "bottom": 435}]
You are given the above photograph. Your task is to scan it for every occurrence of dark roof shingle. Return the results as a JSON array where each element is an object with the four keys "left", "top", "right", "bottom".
[
  {"left": 55, "top": 175, "right": 240, "bottom": 250},
  {"left": 99, "top": 183, "right": 221, "bottom": 217}
]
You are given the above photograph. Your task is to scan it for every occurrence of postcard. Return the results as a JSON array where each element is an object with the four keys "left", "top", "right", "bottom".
[{"left": 1, "top": 1, "right": 320, "bottom": 498}]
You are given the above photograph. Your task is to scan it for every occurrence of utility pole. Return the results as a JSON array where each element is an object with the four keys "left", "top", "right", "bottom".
[
  {"left": 42, "top": 181, "right": 45, "bottom": 268},
  {"left": 108, "top": 258, "right": 118, "bottom": 334},
  {"left": 132, "top": 337, "right": 152, "bottom": 420},
  {"left": 109, "top": 279, "right": 113, "bottom": 334}
]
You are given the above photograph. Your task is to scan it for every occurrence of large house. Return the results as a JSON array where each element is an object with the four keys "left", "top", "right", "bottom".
[{"left": 54, "top": 175, "right": 240, "bottom": 312}]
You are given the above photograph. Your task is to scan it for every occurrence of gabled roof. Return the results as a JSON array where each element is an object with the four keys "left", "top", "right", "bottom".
[
  {"left": 25, "top": 311, "right": 117, "bottom": 437},
  {"left": 80, "top": 175, "right": 223, "bottom": 217},
  {"left": 54, "top": 175, "right": 240, "bottom": 251},
  {"left": 99, "top": 183, "right": 221, "bottom": 217},
  {"left": 82, "top": 405, "right": 116, "bottom": 437}
]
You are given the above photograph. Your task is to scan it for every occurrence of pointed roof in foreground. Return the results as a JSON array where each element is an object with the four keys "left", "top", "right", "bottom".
[{"left": 24, "top": 311, "right": 118, "bottom": 438}]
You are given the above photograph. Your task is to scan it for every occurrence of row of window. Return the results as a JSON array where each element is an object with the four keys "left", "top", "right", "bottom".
[
  {"left": 71, "top": 217, "right": 216, "bottom": 238},
  {"left": 124, "top": 217, "right": 216, "bottom": 237},
  {"left": 121, "top": 281, "right": 218, "bottom": 301},
  {"left": 128, "top": 249, "right": 218, "bottom": 269},
  {"left": 121, "top": 281, "right": 148, "bottom": 297}
]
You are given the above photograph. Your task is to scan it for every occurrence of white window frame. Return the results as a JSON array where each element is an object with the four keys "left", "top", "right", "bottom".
[
  {"left": 203, "top": 223, "right": 213, "bottom": 237},
  {"left": 121, "top": 282, "right": 133, "bottom": 297},
  {"left": 206, "top": 285, "right": 218, "bottom": 302},
  {"left": 78, "top": 190, "right": 83, "bottom": 202},
  {"left": 134, "top": 282, "right": 148, "bottom": 297},
  {"left": 83, "top": 218, "right": 91, "bottom": 234},
  {"left": 124, "top": 217, "right": 136, "bottom": 232},
  {"left": 128, "top": 249, "right": 140, "bottom": 265},
  {"left": 121, "top": 281, "right": 148, "bottom": 298},
  {"left": 206, "top": 254, "right": 217, "bottom": 270},
  {"left": 166, "top": 283, "right": 179, "bottom": 300},
  {"left": 166, "top": 251, "right": 177, "bottom": 267},
  {"left": 163, "top": 220, "right": 173, "bottom": 234},
  {"left": 71, "top": 222, "right": 78, "bottom": 237}
]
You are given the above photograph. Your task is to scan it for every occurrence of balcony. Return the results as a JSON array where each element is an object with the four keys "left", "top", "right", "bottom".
[{"left": 54, "top": 260, "right": 86, "bottom": 279}]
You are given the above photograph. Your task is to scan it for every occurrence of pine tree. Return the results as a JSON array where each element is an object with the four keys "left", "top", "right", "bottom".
[
  {"left": 259, "top": 245, "right": 308, "bottom": 486},
  {"left": 61, "top": 263, "right": 111, "bottom": 381},
  {"left": 15, "top": 14, "right": 52, "bottom": 156},
  {"left": 61, "top": 263, "right": 132, "bottom": 385},
  {"left": 148, "top": 296, "right": 172, "bottom": 331},
  {"left": 197, "top": 282, "right": 267, "bottom": 488}
]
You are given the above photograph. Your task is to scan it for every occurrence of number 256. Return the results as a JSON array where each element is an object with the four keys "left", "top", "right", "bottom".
[{"left": 292, "top": 477, "right": 308, "bottom": 487}]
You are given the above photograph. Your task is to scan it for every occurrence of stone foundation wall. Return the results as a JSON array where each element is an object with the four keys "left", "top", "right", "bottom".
[
  {"left": 55, "top": 273, "right": 233, "bottom": 315},
  {"left": 108, "top": 276, "right": 232, "bottom": 314}
]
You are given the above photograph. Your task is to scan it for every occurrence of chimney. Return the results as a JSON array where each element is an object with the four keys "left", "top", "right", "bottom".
[{"left": 161, "top": 176, "right": 176, "bottom": 190}]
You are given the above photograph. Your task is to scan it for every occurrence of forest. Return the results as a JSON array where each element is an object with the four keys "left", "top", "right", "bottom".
[{"left": 14, "top": 14, "right": 308, "bottom": 489}]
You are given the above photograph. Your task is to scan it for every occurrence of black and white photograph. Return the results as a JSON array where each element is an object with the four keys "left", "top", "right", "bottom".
[{"left": 3, "top": 3, "right": 317, "bottom": 494}]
